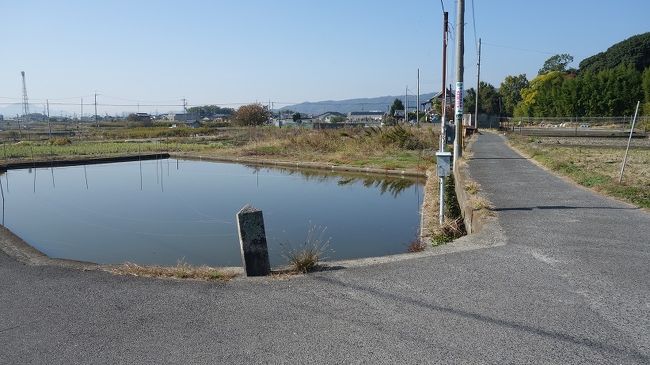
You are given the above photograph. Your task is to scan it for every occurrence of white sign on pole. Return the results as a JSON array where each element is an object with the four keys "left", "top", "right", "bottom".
[{"left": 455, "top": 82, "right": 464, "bottom": 117}]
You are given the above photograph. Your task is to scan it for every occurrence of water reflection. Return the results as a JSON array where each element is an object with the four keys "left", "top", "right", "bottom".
[
  {"left": 1, "top": 159, "right": 424, "bottom": 267},
  {"left": 247, "top": 165, "right": 420, "bottom": 198}
]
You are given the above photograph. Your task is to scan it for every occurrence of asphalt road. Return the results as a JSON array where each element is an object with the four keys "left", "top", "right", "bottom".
[{"left": 1, "top": 133, "right": 648, "bottom": 364}]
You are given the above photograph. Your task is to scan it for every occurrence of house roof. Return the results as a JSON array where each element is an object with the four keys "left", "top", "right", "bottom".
[
  {"left": 348, "top": 111, "right": 385, "bottom": 116},
  {"left": 430, "top": 88, "right": 455, "bottom": 101},
  {"left": 316, "top": 111, "right": 345, "bottom": 118}
]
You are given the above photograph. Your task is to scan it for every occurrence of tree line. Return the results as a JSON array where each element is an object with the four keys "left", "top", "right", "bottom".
[{"left": 464, "top": 32, "right": 650, "bottom": 118}]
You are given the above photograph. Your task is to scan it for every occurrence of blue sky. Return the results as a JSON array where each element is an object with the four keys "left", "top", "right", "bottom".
[{"left": 1, "top": 0, "right": 649, "bottom": 115}]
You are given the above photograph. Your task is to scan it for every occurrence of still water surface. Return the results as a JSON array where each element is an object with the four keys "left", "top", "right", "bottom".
[{"left": 1, "top": 159, "right": 423, "bottom": 267}]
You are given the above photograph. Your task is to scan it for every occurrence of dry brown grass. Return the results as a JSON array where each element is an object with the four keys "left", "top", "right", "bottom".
[
  {"left": 215, "top": 126, "right": 438, "bottom": 170},
  {"left": 111, "top": 260, "right": 238, "bottom": 281},
  {"left": 431, "top": 217, "right": 466, "bottom": 246},
  {"left": 469, "top": 196, "right": 494, "bottom": 211},
  {"left": 419, "top": 169, "right": 441, "bottom": 239},
  {"left": 407, "top": 239, "right": 427, "bottom": 253},
  {"left": 465, "top": 181, "right": 481, "bottom": 195},
  {"left": 281, "top": 225, "right": 330, "bottom": 274}
]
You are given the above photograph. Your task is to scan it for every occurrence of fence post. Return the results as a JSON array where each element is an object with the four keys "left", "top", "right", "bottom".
[
  {"left": 619, "top": 101, "right": 640, "bottom": 183},
  {"left": 236, "top": 205, "right": 271, "bottom": 276}
]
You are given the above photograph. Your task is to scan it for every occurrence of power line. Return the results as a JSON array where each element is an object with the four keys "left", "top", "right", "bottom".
[
  {"left": 481, "top": 41, "right": 555, "bottom": 55},
  {"left": 471, "top": 0, "right": 478, "bottom": 52},
  {"left": 0, "top": 101, "right": 412, "bottom": 108}
]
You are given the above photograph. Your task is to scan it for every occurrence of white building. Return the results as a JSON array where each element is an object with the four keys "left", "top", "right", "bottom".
[{"left": 347, "top": 111, "right": 385, "bottom": 122}]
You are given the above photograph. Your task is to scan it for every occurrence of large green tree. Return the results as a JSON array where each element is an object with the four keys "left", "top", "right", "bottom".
[
  {"left": 538, "top": 54, "right": 574, "bottom": 75},
  {"left": 499, "top": 74, "right": 529, "bottom": 116},
  {"left": 389, "top": 98, "right": 404, "bottom": 116},
  {"left": 464, "top": 82, "right": 500, "bottom": 115},
  {"left": 515, "top": 71, "right": 566, "bottom": 117},
  {"left": 642, "top": 67, "right": 650, "bottom": 115},
  {"left": 579, "top": 32, "right": 650, "bottom": 73},
  {"left": 515, "top": 65, "right": 643, "bottom": 117},
  {"left": 186, "top": 105, "right": 234, "bottom": 118}
]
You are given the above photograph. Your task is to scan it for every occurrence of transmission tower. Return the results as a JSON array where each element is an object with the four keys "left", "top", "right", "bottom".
[{"left": 21, "top": 71, "right": 30, "bottom": 121}]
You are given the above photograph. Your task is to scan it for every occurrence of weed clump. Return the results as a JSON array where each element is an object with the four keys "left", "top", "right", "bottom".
[
  {"left": 49, "top": 137, "right": 72, "bottom": 146},
  {"left": 469, "top": 196, "right": 494, "bottom": 210},
  {"left": 431, "top": 217, "right": 465, "bottom": 246},
  {"left": 407, "top": 238, "right": 427, "bottom": 253},
  {"left": 465, "top": 181, "right": 480, "bottom": 195},
  {"left": 282, "top": 225, "right": 330, "bottom": 274}
]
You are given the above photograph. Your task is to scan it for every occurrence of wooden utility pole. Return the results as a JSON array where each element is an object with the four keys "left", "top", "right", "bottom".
[
  {"left": 453, "top": 0, "right": 465, "bottom": 166},
  {"left": 474, "top": 38, "right": 481, "bottom": 131}
]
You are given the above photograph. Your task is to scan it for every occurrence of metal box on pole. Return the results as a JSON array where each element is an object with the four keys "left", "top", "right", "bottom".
[{"left": 436, "top": 152, "right": 452, "bottom": 177}]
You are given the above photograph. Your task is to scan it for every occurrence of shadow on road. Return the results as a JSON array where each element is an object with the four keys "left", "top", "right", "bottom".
[
  {"left": 312, "top": 275, "right": 649, "bottom": 363},
  {"left": 492, "top": 205, "right": 639, "bottom": 212}
]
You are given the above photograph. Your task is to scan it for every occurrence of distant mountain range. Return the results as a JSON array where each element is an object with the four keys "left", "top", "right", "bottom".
[
  {"left": 280, "top": 93, "right": 437, "bottom": 115},
  {"left": 0, "top": 103, "right": 24, "bottom": 118},
  {"left": 1, "top": 93, "right": 439, "bottom": 118}
]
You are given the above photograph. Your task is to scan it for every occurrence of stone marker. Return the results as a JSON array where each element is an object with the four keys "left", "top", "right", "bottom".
[{"left": 236, "top": 205, "right": 271, "bottom": 276}]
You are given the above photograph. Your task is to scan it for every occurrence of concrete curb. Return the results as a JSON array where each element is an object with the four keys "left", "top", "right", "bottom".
[
  {"left": 454, "top": 134, "right": 495, "bottom": 235},
  {"left": 0, "top": 153, "right": 169, "bottom": 172}
]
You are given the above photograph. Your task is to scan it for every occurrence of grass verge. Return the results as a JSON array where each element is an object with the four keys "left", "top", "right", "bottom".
[
  {"left": 111, "top": 260, "right": 238, "bottom": 281},
  {"left": 1, "top": 125, "right": 439, "bottom": 171}
]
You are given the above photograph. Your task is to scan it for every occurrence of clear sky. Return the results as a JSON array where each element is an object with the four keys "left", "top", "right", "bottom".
[{"left": 1, "top": 0, "right": 649, "bottom": 115}]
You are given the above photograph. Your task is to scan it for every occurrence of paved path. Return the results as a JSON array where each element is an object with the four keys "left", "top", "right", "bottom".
[{"left": 1, "top": 133, "right": 648, "bottom": 364}]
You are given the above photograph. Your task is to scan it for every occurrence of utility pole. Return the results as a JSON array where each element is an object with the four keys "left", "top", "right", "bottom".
[
  {"left": 46, "top": 99, "right": 51, "bottom": 138},
  {"left": 94, "top": 93, "right": 98, "bottom": 126},
  {"left": 405, "top": 86, "right": 408, "bottom": 122},
  {"left": 80, "top": 98, "right": 83, "bottom": 122},
  {"left": 416, "top": 69, "right": 420, "bottom": 127},
  {"left": 439, "top": 11, "right": 449, "bottom": 225},
  {"left": 182, "top": 98, "right": 187, "bottom": 114},
  {"left": 453, "top": 0, "right": 465, "bottom": 166},
  {"left": 474, "top": 38, "right": 481, "bottom": 131},
  {"left": 441, "top": 11, "right": 448, "bottom": 150}
]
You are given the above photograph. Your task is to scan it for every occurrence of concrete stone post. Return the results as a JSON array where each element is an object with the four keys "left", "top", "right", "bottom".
[{"left": 236, "top": 205, "right": 271, "bottom": 276}]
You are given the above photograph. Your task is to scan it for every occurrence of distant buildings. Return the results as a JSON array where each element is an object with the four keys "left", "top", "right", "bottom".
[
  {"left": 316, "top": 112, "right": 345, "bottom": 123},
  {"left": 168, "top": 113, "right": 199, "bottom": 123},
  {"left": 347, "top": 111, "right": 384, "bottom": 122}
]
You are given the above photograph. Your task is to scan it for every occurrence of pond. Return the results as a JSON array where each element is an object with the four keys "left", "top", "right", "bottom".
[{"left": 0, "top": 159, "right": 424, "bottom": 267}]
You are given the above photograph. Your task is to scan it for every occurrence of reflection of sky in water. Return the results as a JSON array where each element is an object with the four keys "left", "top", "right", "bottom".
[{"left": 1, "top": 159, "right": 423, "bottom": 267}]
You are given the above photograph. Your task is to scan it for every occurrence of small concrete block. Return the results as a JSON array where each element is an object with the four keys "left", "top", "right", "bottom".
[{"left": 236, "top": 205, "right": 271, "bottom": 276}]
